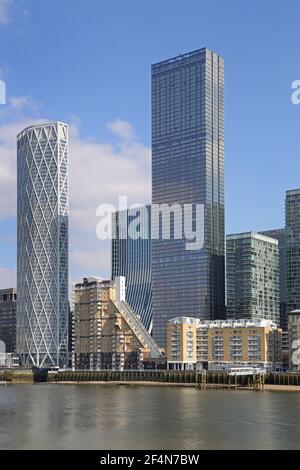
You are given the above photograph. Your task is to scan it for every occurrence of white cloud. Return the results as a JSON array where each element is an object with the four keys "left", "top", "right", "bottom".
[
  {"left": 107, "top": 118, "right": 136, "bottom": 141},
  {"left": 0, "top": 109, "right": 151, "bottom": 284},
  {"left": 0, "top": 117, "right": 48, "bottom": 219},
  {"left": 70, "top": 124, "right": 150, "bottom": 230},
  {"left": 0, "top": 1, "right": 30, "bottom": 30},
  {"left": 70, "top": 237, "right": 110, "bottom": 278},
  {"left": 9, "top": 95, "right": 40, "bottom": 111},
  {"left": 69, "top": 118, "right": 151, "bottom": 278},
  {"left": 0, "top": 267, "right": 16, "bottom": 288},
  {"left": 0, "top": 65, "right": 5, "bottom": 79},
  {"left": 10, "top": 96, "right": 28, "bottom": 109},
  {"left": 0, "top": 0, "right": 12, "bottom": 25}
]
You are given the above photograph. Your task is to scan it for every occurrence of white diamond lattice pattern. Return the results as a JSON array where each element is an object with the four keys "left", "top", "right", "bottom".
[{"left": 17, "top": 122, "right": 69, "bottom": 368}]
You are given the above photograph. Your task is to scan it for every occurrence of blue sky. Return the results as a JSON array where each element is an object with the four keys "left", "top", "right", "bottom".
[{"left": 0, "top": 0, "right": 299, "bottom": 287}]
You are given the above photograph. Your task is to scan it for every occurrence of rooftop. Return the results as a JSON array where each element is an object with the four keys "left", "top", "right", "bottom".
[
  {"left": 17, "top": 121, "right": 68, "bottom": 139},
  {"left": 226, "top": 231, "right": 278, "bottom": 245},
  {"left": 169, "top": 317, "right": 279, "bottom": 329},
  {"left": 152, "top": 47, "right": 223, "bottom": 71},
  {"left": 286, "top": 189, "right": 300, "bottom": 197}
]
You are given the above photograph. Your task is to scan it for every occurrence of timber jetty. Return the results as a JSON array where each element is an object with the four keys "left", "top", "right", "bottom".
[{"left": 2, "top": 369, "right": 300, "bottom": 391}]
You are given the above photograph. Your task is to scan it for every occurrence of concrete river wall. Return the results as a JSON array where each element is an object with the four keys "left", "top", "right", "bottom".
[{"left": 2, "top": 369, "right": 300, "bottom": 390}]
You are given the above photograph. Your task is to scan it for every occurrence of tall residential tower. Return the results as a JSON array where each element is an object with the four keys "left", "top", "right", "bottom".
[
  {"left": 17, "top": 122, "right": 69, "bottom": 368},
  {"left": 286, "top": 189, "right": 300, "bottom": 315},
  {"left": 226, "top": 232, "right": 280, "bottom": 324},
  {"left": 151, "top": 48, "right": 225, "bottom": 346},
  {"left": 259, "top": 228, "right": 287, "bottom": 329}
]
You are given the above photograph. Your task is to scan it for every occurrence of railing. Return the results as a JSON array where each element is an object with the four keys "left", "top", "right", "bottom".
[{"left": 114, "top": 300, "right": 164, "bottom": 359}]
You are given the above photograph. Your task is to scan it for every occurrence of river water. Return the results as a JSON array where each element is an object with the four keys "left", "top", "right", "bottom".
[{"left": 0, "top": 384, "right": 300, "bottom": 450}]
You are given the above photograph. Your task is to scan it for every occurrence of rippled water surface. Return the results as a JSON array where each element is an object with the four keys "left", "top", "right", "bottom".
[{"left": 0, "top": 384, "right": 300, "bottom": 449}]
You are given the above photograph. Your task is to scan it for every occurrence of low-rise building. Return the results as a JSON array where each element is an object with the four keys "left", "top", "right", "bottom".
[
  {"left": 73, "top": 276, "right": 164, "bottom": 370},
  {"left": 0, "top": 353, "right": 19, "bottom": 369},
  {"left": 72, "top": 277, "right": 116, "bottom": 370},
  {"left": 167, "top": 317, "right": 198, "bottom": 370},
  {"left": 288, "top": 310, "right": 300, "bottom": 371},
  {"left": 282, "top": 331, "right": 289, "bottom": 371},
  {"left": 0, "top": 340, "right": 19, "bottom": 368},
  {"left": 167, "top": 317, "right": 282, "bottom": 372},
  {"left": 104, "top": 299, "right": 164, "bottom": 370}
]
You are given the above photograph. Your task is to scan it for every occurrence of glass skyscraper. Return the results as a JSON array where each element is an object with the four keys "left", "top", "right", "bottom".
[
  {"left": 152, "top": 48, "right": 225, "bottom": 347},
  {"left": 259, "top": 228, "right": 287, "bottom": 330},
  {"left": 17, "top": 122, "right": 69, "bottom": 368},
  {"left": 286, "top": 189, "right": 300, "bottom": 315},
  {"left": 112, "top": 206, "right": 152, "bottom": 332},
  {"left": 226, "top": 232, "right": 280, "bottom": 324}
]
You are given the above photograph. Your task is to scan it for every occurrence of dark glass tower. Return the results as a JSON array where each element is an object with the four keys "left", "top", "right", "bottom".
[
  {"left": 151, "top": 48, "right": 225, "bottom": 347},
  {"left": 0, "top": 288, "right": 17, "bottom": 353},
  {"left": 286, "top": 189, "right": 300, "bottom": 315},
  {"left": 112, "top": 206, "right": 152, "bottom": 332}
]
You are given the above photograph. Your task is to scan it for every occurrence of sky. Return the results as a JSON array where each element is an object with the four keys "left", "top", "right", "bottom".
[{"left": 0, "top": 0, "right": 299, "bottom": 288}]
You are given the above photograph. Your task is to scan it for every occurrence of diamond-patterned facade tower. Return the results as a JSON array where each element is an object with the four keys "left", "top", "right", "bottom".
[{"left": 17, "top": 122, "right": 69, "bottom": 368}]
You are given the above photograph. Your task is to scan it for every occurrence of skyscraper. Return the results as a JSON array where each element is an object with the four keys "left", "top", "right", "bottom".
[
  {"left": 151, "top": 48, "right": 225, "bottom": 346},
  {"left": 0, "top": 288, "right": 17, "bottom": 353},
  {"left": 259, "top": 228, "right": 287, "bottom": 330},
  {"left": 112, "top": 206, "right": 152, "bottom": 331},
  {"left": 226, "top": 232, "right": 280, "bottom": 324},
  {"left": 17, "top": 122, "right": 69, "bottom": 368},
  {"left": 286, "top": 189, "right": 300, "bottom": 314}
]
